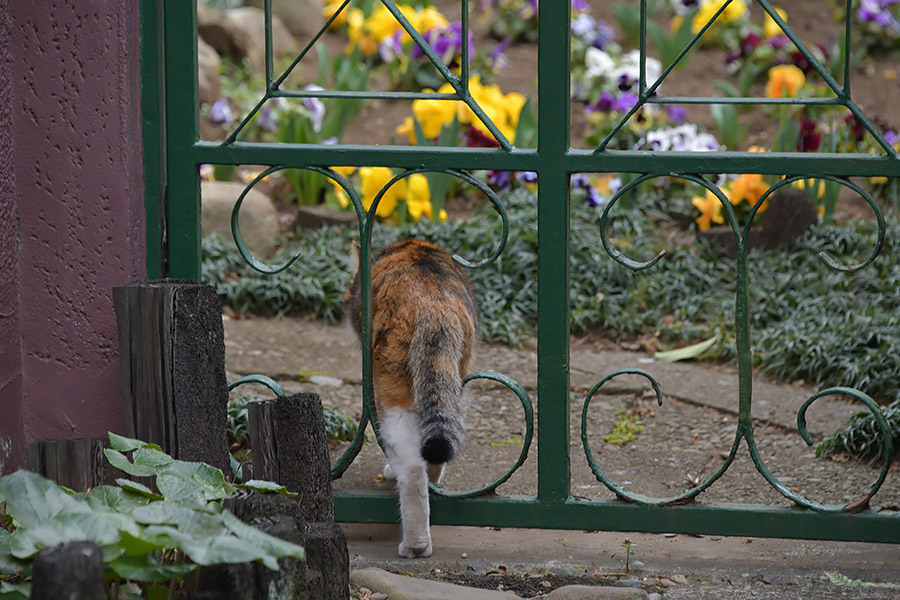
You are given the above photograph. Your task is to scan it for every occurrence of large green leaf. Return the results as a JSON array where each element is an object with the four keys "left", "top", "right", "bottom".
[
  {"left": 0, "top": 529, "right": 30, "bottom": 577},
  {"left": 237, "top": 480, "right": 298, "bottom": 497},
  {"left": 9, "top": 510, "right": 122, "bottom": 559},
  {"left": 0, "top": 582, "right": 30, "bottom": 600},
  {"left": 155, "top": 461, "right": 233, "bottom": 503},
  {"left": 0, "top": 471, "right": 81, "bottom": 528},
  {"left": 105, "top": 448, "right": 156, "bottom": 477},
  {"left": 116, "top": 479, "right": 163, "bottom": 501},
  {"left": 107, "top": 555, "right": 197, "bottom": 582},
  {"left": 655, "top": 334, "right": 721, "bottom": 362},
  {"left": 222, "top": 510, "right": 305, "bottom": 566},
  {"left": 85, "top": 485, "right": 150, "bottom": 514},
  {"left": 108, "top": 432, "right": 162, "bottom": 453}
]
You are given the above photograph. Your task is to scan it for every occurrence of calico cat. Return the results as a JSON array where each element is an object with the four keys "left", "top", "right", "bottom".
[{"left": 345, "top": 239, "right": 478, "bottom": 558}]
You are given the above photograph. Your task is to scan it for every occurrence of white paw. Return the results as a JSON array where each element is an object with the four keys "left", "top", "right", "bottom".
[
  {"left": 399, "top": 539, "right": 433, "bottom": 558},
  {"left": 382, "top": 462, "right": 396, "bottom": 480}
]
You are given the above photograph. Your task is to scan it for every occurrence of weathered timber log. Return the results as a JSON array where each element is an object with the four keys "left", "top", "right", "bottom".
[{"left": 113, "top": 280, "right": 229, "bottom": 474}]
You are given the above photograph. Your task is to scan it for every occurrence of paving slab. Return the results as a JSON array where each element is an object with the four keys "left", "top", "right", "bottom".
[{"left": 351, "top": 567, "right": 519, "bottom": 600}]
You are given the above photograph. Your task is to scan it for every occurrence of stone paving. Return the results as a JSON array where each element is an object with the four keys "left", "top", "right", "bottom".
[{"left": 223, "top": 316, "right": 900, "bottom": 599}]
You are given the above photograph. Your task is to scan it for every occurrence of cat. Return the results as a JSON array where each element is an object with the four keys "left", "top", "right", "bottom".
[{"left": 345, "top": 239, "right": 478, "bottom": 558}]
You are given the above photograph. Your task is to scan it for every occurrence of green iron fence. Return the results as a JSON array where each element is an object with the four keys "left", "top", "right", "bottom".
[{"left": 141, "top": 0, "right": 900, "bottom": 542}]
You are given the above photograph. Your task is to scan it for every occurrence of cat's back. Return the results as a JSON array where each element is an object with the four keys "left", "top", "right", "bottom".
[{"left": 345, "top": 239, "right": 477, "bottom": 342}]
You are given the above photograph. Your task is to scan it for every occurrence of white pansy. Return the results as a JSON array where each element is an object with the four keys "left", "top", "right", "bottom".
[{"left": 584, "top": 47, "right": 615, "bottom": 78}]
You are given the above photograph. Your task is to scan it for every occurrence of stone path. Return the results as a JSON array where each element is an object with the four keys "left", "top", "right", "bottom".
[{"left": 222, "top": 316, "right": 900, "bottom": 599}]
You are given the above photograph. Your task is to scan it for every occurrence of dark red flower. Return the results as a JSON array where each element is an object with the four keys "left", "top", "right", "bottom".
[{"left": 797, "top": 119, "right": 821, "bottom": 152}]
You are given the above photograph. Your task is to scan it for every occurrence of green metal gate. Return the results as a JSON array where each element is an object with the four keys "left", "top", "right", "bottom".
[{"left": 142, "top": 0, "right": 900, "bottom": 543}]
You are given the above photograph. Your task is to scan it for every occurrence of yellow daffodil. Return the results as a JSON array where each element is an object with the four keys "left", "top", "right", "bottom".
[
  {"left": 763, "top": 8, "right": 788, "bottom": 39},
  {"left": 323, "top": 0, "right": 348, "bottom": 29},
  {"left": 331, "top": 165, "right": 356, "bottom": 179},
  {"left": 413, "top": 94, "right": 458, "bottom": 138},
  {"left": 765, "top": 64, "right": 806, "bottom": 98},
  {"left": 692, "top": 0, "right": 748, "bottom": 35},
  {"left": 405, "top": 174, "right": 433, "bottom": 222},
  {"left": 439, "top": 209, "right": 448, "bottom": 223},
  {"left": 729, "top": 173, "right": 770, "bottom": 211},
  {"left": 691, "top": 190, "right": 725, "bottom": 231},
  {"left": 792, "top": 178, "right": 825, "bottom": 199},
  {"left": 359, "top": 167, "right": 406, "bottom": 217},
  {"left": 747, "top": 145, "right": 768, "bottom": 153},
  {"left": 396, "top": 117, "right": 417, "bottom": 144}
]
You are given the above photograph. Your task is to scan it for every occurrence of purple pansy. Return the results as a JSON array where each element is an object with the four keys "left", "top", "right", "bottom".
[
  {"left": 666, "top": 105, "right": 688, "bottom": 125},
  {"left": 210, "top": 99, "right": 234, "bottom": 125},
  {"left": 302, "top": 85, "right": 326, "bottom": 133},
  {"left": 412, "top": 22, "right": 475, "bottom": 66}
]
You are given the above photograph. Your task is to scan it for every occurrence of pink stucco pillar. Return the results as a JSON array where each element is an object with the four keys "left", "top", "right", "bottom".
[{"left": 0, "top": 0, "right": 145, "bottom": 472}]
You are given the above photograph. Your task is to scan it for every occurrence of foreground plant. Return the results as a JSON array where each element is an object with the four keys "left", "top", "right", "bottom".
[{"left": 0, "top": 433, "right": 303, "bottom": 599}]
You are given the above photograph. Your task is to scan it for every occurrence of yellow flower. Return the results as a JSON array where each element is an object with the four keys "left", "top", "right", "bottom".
[
  {"left": 413, "top": 6, "right": 449, "bottom": 33},
  {"left": 396, "top": 116, "right": 417, "bottom": 144},
  {"left": 323, "top": 0, "right": 348, "bottom": 28},
  {"left": 763, "top": 8, "right": 788, "bottom": 39},
  {"left": 691, "top": 190, "right": 725, "bottom": 231},
  {"left": 405, "top": 174, "right": 433, "bottom": 222},
  {"left": 670, "top": 15, "right": 684, "bottom": 32},
  {"left": 439, "top": 209, "right": 448, "bottom": 223},
  {"left": 729, "top": 173, "right": 770, "bottom": 211},
  {"left": 765, "top": 64, "right": 806, "bottom": 98},
  {"left": 869, "top": 176, "right": 888, "bottom": 186},
  {"left": 747, "top": 145, "right": 767, "bottom": 153},
  {"left": 331, "top": 165, "right": 356, "bottom": 179},
  {"left": 445, "top": 76, "right": 526, "bottom": 144},
  {"left": 412, "top": 92, "right": 458, "bottom": 138},
  {"left": 359, "top": 167, "right": 406, "bottom": 218},
  {"left": 692, "top": 0, "right": 748, "bottom": 35},
  {"left": 792, "top": 178, "right": 825, "bottom": 199}
]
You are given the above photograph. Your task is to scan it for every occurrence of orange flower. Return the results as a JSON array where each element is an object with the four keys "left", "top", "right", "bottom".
[
  {"left": 765, "top": 64, "right": 806, "bottom": 98},
  {"left": 729, "top": 173, "right": 770, "bottom": 212},
  {"left": 691, "top": 190, "right": 725, "bottom": 231}
]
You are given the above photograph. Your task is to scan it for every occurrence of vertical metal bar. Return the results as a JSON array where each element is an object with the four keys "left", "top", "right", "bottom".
[
  {"left": 264, "top": 0, "right": 273, "bottom": 86},
  {"left": 536, "top": 0, "right": 571, "bottom": 504},
  {"left": 842, "top": 0, "right": 852, "bottom": 93},
  {"left": 639, "top": 0, "right": 647, "bottom": 95},
  {"left": 140, "top": 0, "right": 166, "bottom": 278},
  {"left": 164, "top": 0, "right": 201, "bottom": 279},
  {"left": 461, "top": 0, "right": 469, "bottom": 85}
]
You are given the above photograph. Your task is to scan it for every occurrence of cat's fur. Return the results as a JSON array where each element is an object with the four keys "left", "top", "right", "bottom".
[{"left": 345, "top": 239, "right": 477, "bottom": 558}]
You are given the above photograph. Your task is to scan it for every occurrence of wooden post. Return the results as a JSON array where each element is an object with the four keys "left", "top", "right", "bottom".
[
  {"left": 26, "top": 438, "right": 116, "bottom": 491},
  {"left": 30, "top": 541, "right": 105, "bottom": 600},
  {"left": 113, "top": 280, "right": 229, "bottom": 475},
  {"left": 248, "top": 393, "right": 334, "bottom": 523}
]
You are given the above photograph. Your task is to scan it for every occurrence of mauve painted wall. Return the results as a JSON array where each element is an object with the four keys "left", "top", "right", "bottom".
[{"left": 0, "top": 0, "right": 144, "bottom": 472}]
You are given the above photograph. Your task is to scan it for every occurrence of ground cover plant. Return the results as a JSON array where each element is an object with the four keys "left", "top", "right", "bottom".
[{"left": 0, "top": 434, "right": 302, "bottom": 599}]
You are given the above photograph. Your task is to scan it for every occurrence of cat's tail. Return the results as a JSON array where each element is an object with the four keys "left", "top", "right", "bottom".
[{"left": 408, "top": 315, "right": 467, "bottom": 465}]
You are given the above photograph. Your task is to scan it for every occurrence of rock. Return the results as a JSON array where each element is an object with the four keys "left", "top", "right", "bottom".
[
  {"left": 198, "top": 5, "right": 299, "bottom": 71},
  {"left": 197, "top": 37, "right": 221, "bottom": 107},
  {"left": 244, "top": 0, "right": 325, "bottom": 38},
  {"left": 296, "top": 204, "right": 360, "bottom": 229},
  {"left": 350, "top": 568, "right": 519, "bottom": 600},
  {"left": 308, "top": 374, "right": 344, "bottom": 387},
  {"left": 613, "top": 578, "right": 643, "bottom": 588},
  {"left": 668, "top": 574, "right": 689, "bottom": 585},
  {"left": 544, "top": 585, "right": 648, "bottom": 599},
  {"left": 468, "top": 557, "right": 494, "bottom": 573},
  {"left": 201, "top": 180, "right": 281, "bottom": 258},
  {"left": 759, "top": 187, "right": 819, "bottom": 250}
]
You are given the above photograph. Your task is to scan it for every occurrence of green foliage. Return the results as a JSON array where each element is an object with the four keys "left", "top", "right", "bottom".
[
  {"left": 614, "top": 538, "right": 643, "bottom": 573},
  {"left": 0, "top": 433, "right": 304, "bottom": 598},
  {"left": 816, "top": 398, "right": 900, "bottom": 462},
  {"left": 603, "top": 409, "right": 644, "bottom": 445},
  {"left": 646, "top": 9, "right": 696, "bottom": 71}
]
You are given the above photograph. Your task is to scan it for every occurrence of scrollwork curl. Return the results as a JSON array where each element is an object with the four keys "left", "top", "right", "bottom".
[
  {"left": 599, "top": 173, "right": 741, "bottom": 271},
  {"left": 744, "top": 175, "right": 885, "bottom": 272},
  {"left": 581, "top": 368, "right": 740, "bottom": 505},
  {"left": 231, "top": 165, "right": 364, "bottom": 274},
  {"left": 428, "top": 370, "right": 534, "bottom": 498},
  {"left": 748, "top": 387, "right": 892, "bottom": 513},
  {"left": 361, "top": 167, "right": 509, "bottom": 270}
]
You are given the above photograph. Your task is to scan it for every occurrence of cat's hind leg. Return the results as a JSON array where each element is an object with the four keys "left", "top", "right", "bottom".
[
  {"left": 380, "top": 407, "right": 432, "bottom": 558},
  {"left": 426, "top": 462, "right": 445, "bottom": 484}
]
